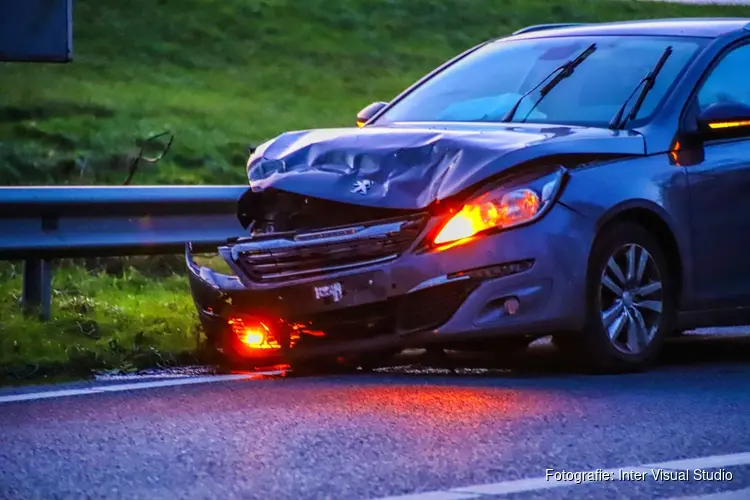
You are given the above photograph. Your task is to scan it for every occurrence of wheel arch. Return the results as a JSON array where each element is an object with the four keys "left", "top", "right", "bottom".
[{"left": 590, "top": 201, "right": 685, "bottom": 307}]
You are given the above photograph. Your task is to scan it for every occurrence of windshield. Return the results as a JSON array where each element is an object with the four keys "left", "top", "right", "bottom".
[{"left": 374, "top": 35, "right": 706, "bottom": 128}]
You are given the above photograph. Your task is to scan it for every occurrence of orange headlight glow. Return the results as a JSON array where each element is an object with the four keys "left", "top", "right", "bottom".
[{"left": 434, "top": 188, "right": 541, "bottom": 246}]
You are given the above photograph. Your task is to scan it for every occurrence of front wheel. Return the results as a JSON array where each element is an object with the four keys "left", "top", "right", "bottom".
[{"left": 558, "top": 222, "right": 676, "bottom": 373}]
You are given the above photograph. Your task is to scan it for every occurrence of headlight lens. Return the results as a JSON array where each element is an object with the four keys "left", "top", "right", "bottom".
[{"left": 433, "top": 167, "right": 566, "bottom": 246}]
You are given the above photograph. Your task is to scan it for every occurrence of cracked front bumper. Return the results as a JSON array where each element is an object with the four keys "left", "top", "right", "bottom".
[{"left": 186, "top": 204, "right": 593, "bottom": 360}]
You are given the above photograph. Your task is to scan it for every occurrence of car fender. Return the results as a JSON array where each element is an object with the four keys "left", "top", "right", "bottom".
[{"left": 558, "top": 154, "right": 694, "bottom": 300}]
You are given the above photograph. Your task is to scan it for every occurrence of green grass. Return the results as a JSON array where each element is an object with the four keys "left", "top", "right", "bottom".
[
  {"left": 0, "top": 258, "right": 202, "bottom": 383},
  {"left": 1, "top": 0, "right": 749, "bottom": 382}
]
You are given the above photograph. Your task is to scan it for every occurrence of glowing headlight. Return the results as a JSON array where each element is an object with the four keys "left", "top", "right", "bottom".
[{"left": 433, "top": 167, "right": 566, "bottom": 246}]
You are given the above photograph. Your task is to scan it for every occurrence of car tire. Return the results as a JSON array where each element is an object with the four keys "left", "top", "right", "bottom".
[{"left": 557, "top": 221, "right": 676, "bottom": 373}]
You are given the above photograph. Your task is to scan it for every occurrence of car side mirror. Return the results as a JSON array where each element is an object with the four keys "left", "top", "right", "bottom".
[
  {"left": 356, "top": 101, "right": 387, "bottom": 127},
  {"left": 696, "top": 102, "right": 750, "bottom": 140}
]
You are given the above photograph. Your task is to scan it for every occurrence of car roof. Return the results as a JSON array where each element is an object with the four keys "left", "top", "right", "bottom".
[{"left": 507, "top": 18, "right": 750, "bottom": 40}]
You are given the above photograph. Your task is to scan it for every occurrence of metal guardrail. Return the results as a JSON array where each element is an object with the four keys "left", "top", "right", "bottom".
[{"left": 0, "top": 185, "right": 250, "bottom": 320}]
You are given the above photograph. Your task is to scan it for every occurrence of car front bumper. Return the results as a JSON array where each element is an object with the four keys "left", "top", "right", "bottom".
[{"left": 186, "top": 203, "right": 593, "bottom": 360}]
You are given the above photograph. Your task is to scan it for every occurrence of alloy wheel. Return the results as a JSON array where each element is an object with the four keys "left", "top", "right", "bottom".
[{"left": 599, "top": 243, "right": 663, "bottom": 355}]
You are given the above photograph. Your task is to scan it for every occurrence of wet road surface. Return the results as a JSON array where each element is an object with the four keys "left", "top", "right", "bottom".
[{"left": 2, "top": 331, "right": 750, "bottom": 500}]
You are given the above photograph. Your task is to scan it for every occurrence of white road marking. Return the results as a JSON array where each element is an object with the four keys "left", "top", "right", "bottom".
[
  {"left": 371, "top": 452, "right": 750, "bottom": 499},
  {"left": 0, "top": 371, "right": 283, "bottom": 404},
  {"left": 666, "top": 487, "right": 750, "bottom": 499},
  {"left": 644, "top": 452, "right": 750, "bottom": 470}
]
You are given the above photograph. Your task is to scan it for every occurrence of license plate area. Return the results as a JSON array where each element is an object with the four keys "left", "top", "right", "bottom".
[
  {"left": 313, "top": 282, "right": 343, "bottom": 305},
  {"left": 280, "top": 271, "right": 389, "bottom": 316}
]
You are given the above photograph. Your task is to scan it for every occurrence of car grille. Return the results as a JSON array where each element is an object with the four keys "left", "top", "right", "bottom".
[
  {"left": 233, "top": 215, "right": 427, "bottom": 283},
  {"left": 397, "top": 279, "right": 479, "bottom": 333}
]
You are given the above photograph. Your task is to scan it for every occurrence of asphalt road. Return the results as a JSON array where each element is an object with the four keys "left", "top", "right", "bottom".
[{"left": 2, "top": 332, "right": 750, "bottom": 500}]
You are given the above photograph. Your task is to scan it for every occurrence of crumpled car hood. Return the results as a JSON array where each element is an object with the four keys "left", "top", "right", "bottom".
[{"left": 247, "top": 122, "right": 644, "bottom": 210}]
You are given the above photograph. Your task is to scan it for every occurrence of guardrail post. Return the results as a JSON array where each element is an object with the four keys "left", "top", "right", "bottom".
[{"left": 22, "top": 259, "right": 52, "bottom": 321}]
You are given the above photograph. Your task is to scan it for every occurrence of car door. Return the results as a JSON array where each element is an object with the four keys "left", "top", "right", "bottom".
[{"left": 685, "top": 41, "right": 750, "bottom": 308}]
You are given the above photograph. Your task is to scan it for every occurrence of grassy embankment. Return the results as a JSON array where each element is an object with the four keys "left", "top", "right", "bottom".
[{"left": 1, "top": 0, "right": 748, "bottom": 383}]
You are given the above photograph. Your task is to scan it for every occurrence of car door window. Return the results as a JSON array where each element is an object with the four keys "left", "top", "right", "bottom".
[{"left": 697, "top": 43, "right": 750, "bottom": 110}]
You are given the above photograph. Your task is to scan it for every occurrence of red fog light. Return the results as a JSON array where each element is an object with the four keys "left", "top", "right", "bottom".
[{"left": 228, "top": 317, "right": 281, "bottom": 351}]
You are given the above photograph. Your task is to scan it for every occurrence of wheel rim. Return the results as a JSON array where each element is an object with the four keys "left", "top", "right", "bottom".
[{"left": 599, "top": 243, "right": 663, "bottom": 355}]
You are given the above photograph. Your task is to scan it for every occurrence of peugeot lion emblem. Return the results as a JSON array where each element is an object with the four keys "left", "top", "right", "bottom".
[{"left": 351, "top": 179, "right": 373, "bottom": 195}]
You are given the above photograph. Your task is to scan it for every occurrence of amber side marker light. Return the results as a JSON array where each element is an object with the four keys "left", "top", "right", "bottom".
[
  {"left": 670, "top": 140, "right": 681, "bottom": 165},
  {"left": 433, "top": 189, "right": 541, "bottom": 246},
  {"left": 228, "top": 317, "right": 281, "bottom": 350},
  {"left": 356, "top": 120, "right": 365, "bottom": 128},
  {"left": 708, "top": 120, "right": 750, "bottom": 130}
]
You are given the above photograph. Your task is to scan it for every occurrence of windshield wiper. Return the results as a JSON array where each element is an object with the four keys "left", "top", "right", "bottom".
[
  {"left": 608, "top": 46, "right": 673, "bottom": 130},
  {"left": 502, "top": 43, "right": 597, "bottom": 123}
]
